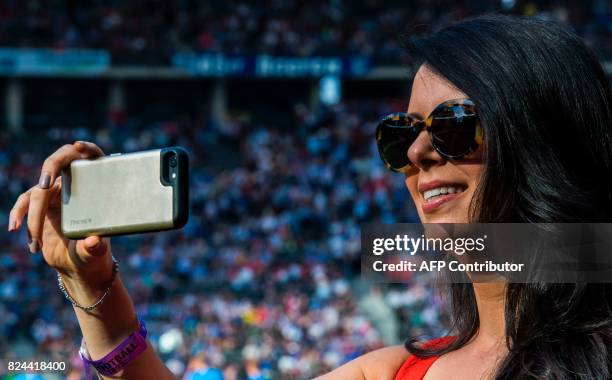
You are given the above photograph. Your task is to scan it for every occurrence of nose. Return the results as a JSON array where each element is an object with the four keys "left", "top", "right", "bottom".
[{"left": 407, "top": 130, "right": 445, "bottom": 170}]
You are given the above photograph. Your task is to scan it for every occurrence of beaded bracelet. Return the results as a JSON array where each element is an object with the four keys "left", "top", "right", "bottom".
[{"left": 57, "top": 255, "right": 118, "bottom": 312}]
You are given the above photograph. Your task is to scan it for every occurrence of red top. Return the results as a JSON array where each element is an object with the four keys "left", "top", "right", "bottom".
[{"left": 394, "top": 337, "right": 455, "bottom": 380}]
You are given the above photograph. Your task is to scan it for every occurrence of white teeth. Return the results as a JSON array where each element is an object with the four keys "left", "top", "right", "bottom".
[{"left": 422, "top": 186, "right": 463, "bottom": 201}]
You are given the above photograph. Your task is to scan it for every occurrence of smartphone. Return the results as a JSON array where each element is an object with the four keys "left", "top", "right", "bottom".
[{"left": 61, "top": 147, "right": 189, "bottom": 239}]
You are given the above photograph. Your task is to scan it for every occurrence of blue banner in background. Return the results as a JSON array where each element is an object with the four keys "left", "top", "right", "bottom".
[
  {"left": 172, "top": 53, "right": 370, "bottom": 77},
  {"left": 0, "top": 48, "right": 110, "bottom": 75},
  {"left": 0, "top": 49, "right": 370, "bottom": 77}
]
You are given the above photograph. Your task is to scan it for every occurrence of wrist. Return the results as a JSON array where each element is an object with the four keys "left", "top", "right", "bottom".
[
  {"left": 80, "top": 316, "right": 148, "bottom": 379},
  {"left": 59, "top": 253, "right": 114, "bottom": 290},
  {"left": 58, "top": 255, "right": 118, "bottom": 311}
]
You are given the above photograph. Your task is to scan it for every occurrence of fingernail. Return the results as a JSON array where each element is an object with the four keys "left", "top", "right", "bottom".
[
  {"left": 75, "top": 141, "right": 87, "bottom": 150},
  {"left": 28, "top": 238, "right": 40, "bottom": 253},
  {"left": 38, "top": 173, "right": 51, "bottom": 189},
  {"left": 8, "top": 218, "right": 16, "bottom": 232}
]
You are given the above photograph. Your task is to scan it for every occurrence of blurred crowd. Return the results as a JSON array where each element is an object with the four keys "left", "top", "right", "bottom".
[
  {"left": 0, "top": 100, "right": 447, "bottom": 379},
  {"left": 3, "top": 1, "right": 610, "bottom": 378},
  {"left": 0, "top": 0, "right": 611, "bottom": 64}
]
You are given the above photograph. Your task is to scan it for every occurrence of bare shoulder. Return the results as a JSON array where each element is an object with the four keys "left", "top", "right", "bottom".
[
  {"left": 314, "top": 345, "right": 411, "bottom": 380},
  {"left": 360, "top": 345, "right": 412, "bottom": 379}
]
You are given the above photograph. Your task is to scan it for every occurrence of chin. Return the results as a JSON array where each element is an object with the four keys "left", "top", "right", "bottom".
[
  {"left": 419, "top": 214, "right": 468, "bottom": 223},
  {"left": 416, "top": 201, "right": 472, "bottom": 223}
]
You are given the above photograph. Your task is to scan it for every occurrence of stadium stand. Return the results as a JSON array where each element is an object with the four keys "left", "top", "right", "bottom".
[{"left": 1, "top": 1, "right": 612, "bottom": 379}]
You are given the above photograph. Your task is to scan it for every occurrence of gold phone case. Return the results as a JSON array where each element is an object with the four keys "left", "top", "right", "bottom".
[{"left": 61, "top": 147, "right": 188, "bottom": 239}]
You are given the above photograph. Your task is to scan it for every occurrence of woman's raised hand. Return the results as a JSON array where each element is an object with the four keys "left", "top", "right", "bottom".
[{"left": 8, "top": 141, "right": 114, "bottom": 286}]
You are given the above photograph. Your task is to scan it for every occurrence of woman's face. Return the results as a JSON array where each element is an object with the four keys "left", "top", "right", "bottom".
[{"left": 404, "top": 64, "right": 485, "bottom": 223}]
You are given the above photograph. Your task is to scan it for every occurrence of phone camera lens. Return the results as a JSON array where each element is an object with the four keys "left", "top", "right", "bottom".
[{"left": 169, "top": 156, "right": 178, "bottom": 168}]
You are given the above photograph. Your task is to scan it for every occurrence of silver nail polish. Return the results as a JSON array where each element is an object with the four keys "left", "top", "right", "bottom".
[
  {"left": 28, "top": 238, "right": 40, "bottom": 253},
  {"left": 39, "top": 173, "right": 51, "bottom": 189}
]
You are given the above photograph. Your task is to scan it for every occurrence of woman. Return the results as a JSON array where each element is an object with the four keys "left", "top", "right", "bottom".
[{"left": 9, "top": 14, "right": 612, "bottom": 380}]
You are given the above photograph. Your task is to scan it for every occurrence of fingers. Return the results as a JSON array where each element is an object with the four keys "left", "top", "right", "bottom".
[
  {"left": 38, "top": 142, "right": 104, "bottom": 190},
  {"left": 8, "top": 177, "right": 61, "bottom": 233},
  {"left": 26, "top": 141, "right": 104, "bottom": 253},
  {"left": 27, "top": 186, "right": 51, "bottom": 252},
  {"left": 78, "top": 236, "right": 111, "bottom": 258},
  {"left": 8, "top": 188, "right": 32, "bottom": 232},
  {"left": 46, "top": 176, "right": 63, "bottom": 208},
  {"left": 74, "top": 141, "right": 105, "bottom": 159},
  {"left": 70, "top": 237, "right": 113, "bottom": 284},
  {"left": 70, "top": 237, "right": 111, "bottom": 278}
]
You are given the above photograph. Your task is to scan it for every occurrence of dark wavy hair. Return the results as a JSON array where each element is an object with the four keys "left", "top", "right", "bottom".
[{"left": 402, "top": 14, "right": 612, "bottom": 379}]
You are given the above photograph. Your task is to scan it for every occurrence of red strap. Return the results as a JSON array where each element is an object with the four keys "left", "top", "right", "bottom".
[{"left": 394, "top": 337, "right": 454, "bottom": 380}]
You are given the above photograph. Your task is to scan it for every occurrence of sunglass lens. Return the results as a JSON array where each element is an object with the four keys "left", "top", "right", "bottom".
[
  {"left": 376, "top": 114, "right": 419, "bottom": 171},
  {"left": 429, "top": 105, "right": 479, "bottom": 158}
]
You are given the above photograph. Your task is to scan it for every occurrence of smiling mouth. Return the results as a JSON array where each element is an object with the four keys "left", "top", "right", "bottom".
[
  {"left": 421, "top": 185, "right": 467, "bottom": 203},
  {"left": 418, "top": 184, "right": 467, "bottom": 213}
]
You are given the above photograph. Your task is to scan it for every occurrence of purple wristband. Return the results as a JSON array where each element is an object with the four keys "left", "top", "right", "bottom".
[{"left": 80, "top": 318, "right": 148, "bottom": 379}]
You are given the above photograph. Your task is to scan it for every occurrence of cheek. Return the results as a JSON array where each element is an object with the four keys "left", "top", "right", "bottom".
[
  {"left": 456, "top": 165, "right": 485, "bottom": 217},
  {"left": 463, "top": 164, "right": 485, "bottom": 190},
  {"left": 405, "top": 175, "right": 420, "bottom": 202}
]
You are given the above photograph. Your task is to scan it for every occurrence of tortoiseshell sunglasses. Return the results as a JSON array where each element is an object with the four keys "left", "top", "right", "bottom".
[{"left": 375, "top": 98, "right": 483, "bottom": 172}]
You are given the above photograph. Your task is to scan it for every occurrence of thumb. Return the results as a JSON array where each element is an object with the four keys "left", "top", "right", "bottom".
[
  {"left": 68, "top": 236, "right": 113, "bottom": 283},
  {"left": 80, "top": 236, "right": 110, "bottom": 258}
]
